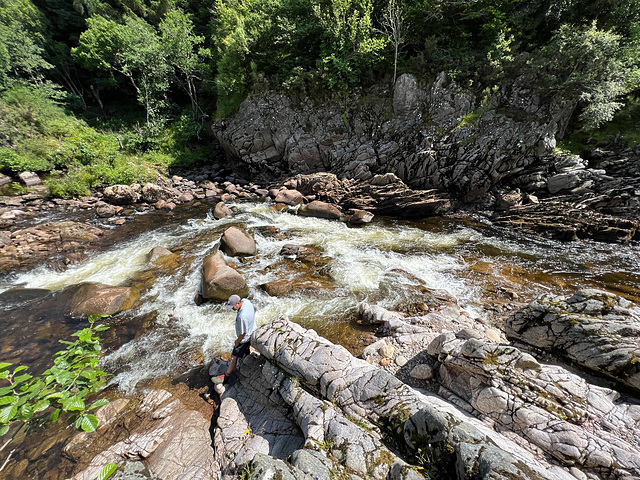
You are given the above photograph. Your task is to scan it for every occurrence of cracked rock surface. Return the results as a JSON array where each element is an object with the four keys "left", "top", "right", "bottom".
[
  {"left": 248, "top": 316, "right": 575, "bottom": 480},
  {"left": 505, "top": 289, "right": 640, "bottom": 394}
]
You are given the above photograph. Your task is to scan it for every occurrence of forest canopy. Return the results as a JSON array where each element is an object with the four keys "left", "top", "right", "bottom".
[{"left": 0, "top": 0, "right": 639, "bottom": 195}]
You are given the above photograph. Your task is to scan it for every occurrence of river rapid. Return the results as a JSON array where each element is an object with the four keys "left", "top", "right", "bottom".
[{"left": 1, "top": 200, "right": 639, "bottom": 396}]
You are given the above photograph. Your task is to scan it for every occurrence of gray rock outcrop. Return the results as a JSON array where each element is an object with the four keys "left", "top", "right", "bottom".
[
  {"left": 247, "top": 317, "right": 575, "bottom": 480},
  {"left": 429, "top": 334, "right": 640, "bottom": 479},
  {"left": 69, "top": 389, "right": 217, "bottom": 480},
  {"left": 506, "top": 289, "right": 640, "bottom": 394},
  {"left": 284, "top": 172, "right": 453, "bottom": 217},
  {"left": 212, "top": 73, "right": 572, "bottom": 202}
]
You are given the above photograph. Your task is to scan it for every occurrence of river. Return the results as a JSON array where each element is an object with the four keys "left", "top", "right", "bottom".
[
  {"left": 0, "top": 199, "right": 639, "bottom": 479},
  {"left": 1, "top": 200, "right": 638, "bottom": 395}
]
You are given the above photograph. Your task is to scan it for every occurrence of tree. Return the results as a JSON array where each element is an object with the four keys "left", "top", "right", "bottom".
[
  {"left": 0, "top": 0, "right": 53, "bottom": 89},
  {"left": 312, "top": 0, "right": 387, "bottom": 89},
  {"left": 72, "top": 14, "right": 171, "bottom": 129},
  {"left": 159, "top": 10, "right": 210, "bottom": 122},
  {"left": 534, "top": 21, "right": 640, "bottom": 129},
  {"left": 380, "top": 0, "right": 406, "bottom": 85}
]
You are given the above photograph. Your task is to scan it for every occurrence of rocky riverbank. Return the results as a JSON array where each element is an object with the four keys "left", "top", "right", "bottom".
[{"left": 60, "top": 289, "right": 640, "bottom": 480}]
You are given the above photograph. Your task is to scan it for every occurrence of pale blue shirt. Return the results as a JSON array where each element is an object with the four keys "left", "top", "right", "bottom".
[{"left": 236, "top": 298, "right": 256, "bottom": 344}]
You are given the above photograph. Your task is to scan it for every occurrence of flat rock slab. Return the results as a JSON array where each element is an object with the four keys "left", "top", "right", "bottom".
[
  {"left": 251, "top": 316, "right": 575, "bottom": 480},
  {"left": 506, "top": 289, "right": 640, "bottom": 394}
]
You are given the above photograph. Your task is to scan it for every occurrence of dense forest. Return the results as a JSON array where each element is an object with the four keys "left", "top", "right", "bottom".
[{"left": 1, "top": 0, "right": 639, "bottom": 197}]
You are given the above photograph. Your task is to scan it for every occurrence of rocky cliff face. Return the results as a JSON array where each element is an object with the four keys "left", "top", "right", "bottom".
[{"left": 212, "top": 72, "right": 573, "bottom": 202}]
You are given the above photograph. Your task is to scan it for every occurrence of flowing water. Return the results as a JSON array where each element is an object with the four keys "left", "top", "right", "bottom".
[{"left": 1, "top": 200, "right": 638, "bottom": 395}]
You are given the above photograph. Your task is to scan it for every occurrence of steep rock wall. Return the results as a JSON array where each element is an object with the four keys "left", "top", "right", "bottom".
[{"left": 212, "top": 73, "right": 573, "bottom": 202}]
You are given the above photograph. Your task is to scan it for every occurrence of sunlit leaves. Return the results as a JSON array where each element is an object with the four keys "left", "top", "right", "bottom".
[
  {"left": 97, "top": 462, "right": 118, "bottom": 480},
  {"left": 0, "top": 314, "right": 110, "bottom": 437}
]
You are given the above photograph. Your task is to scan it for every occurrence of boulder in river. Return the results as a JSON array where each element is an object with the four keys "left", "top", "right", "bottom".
[
  {"left": 213, "top": 201, "right": 232, "bottom": 219},
  {"left": 220, "top": 226, "right": 257, "bottom": 257},
  {"left": 298, "top": 200, "right": 342, "bottom": 219},
  {"left": 274, "top": 189, "right": 304, "bottom": 206},
  {"left": 68, "top": 282, "right": 140, "bottom": 317},
  {"left": 202, "top": 252, "right": 249, "bottom": 301}
]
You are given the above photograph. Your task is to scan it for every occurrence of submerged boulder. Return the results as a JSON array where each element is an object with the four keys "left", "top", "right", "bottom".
[{"left": 68, "top": 282, "right": 140, "bottom": 317}]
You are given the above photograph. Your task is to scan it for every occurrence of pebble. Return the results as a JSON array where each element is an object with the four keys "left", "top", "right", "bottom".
[
  {"left": 409, "top": 364, "right": 434, "bottom": 381},
  {"left": 379, "top": 344, "right": 395, "bottom": 358},
  {"left": 395, "top": 356, "right": 408, "bottom": 367}
]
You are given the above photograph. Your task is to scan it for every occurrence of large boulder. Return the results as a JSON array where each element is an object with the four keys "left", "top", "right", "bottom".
[
  {"left": 274, "top": 189, "right": 304, "bottom": 206},
  {"left": 220, "top": 226, "right": 257, "bottom": 257},
  {"left": 140, "top": 183, "right": 178, "bottom": 203},
  {"left": 298, "top": 200, "right": 342, "bottom": 219},
  {"left": 202, "top": 252, "right": 249, "bottom": 300},
  {"left": 103, "top": 184, "right": 140, "bottom": 205},
  {"left": 68, "top": 282, "right": 140, "bottom": 317},
  {"left": 505, "top": 289, "right": 640, "bottom": 393}
]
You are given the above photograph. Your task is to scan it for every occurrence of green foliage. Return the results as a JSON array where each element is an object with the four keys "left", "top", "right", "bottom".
[
  {"left": 0, "top": 0, "right": 53, "bottom": 89},
  {"left": 533, "top": 21, "right": 640, "bottom": 129},
  {"left": 312, "top": 0, "right": 387, "bottom": 89},
  {"left": 558, "top": 97, "right": 640, "bottom": 153},
  {"left": 73, "top": 14, "right": 171, "bottom": 129},
  {"left": 97, "top": 463, "right": 118, "bottom": 480},
  {"left": 0, "top": 315, "right": 111, "bottom": 438}
]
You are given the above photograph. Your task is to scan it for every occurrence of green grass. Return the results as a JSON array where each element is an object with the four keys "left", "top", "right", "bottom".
[{"left": 0, "top": 85, "right": 213, "bottom": 197}]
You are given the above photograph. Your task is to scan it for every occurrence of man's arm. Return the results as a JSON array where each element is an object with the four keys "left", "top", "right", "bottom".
[{"left": 234, "top": 333, "right": 246, "bottom": 348}]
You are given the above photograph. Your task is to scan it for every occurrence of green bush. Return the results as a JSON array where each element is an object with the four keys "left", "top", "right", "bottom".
[
  {"left": 44, "top": 171, "right": 92, "bottom": 198},
  {"left": 0, "top": 147, "right": 53, "bottom": 173},
  {"left": 0, "top": 315, "right": 111, "bottom": 438}
]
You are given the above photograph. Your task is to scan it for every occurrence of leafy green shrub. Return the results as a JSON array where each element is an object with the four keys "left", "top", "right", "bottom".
[
  {"left": 0, "top": 315, "right": 111, "bottom": 438},
  {"left": 44, "top": 171, "right": 92, "bottom": 198},
  {"left": 90, "top": 155, "right": 157, "bottom": 186},
  {"left": 0, "top": 147, "right": 53, "bottom": 173}
]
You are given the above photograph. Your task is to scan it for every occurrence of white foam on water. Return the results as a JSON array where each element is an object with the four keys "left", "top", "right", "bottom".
[{"left": 10, "top": 201, "right": 636, "bottom": 393}]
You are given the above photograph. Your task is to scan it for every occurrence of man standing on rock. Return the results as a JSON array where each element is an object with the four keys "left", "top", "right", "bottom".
[{"left": 213, "top": 294, "right": 256, "bottom": 384}]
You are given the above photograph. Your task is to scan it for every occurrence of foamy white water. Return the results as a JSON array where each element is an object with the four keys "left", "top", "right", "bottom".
[{"left": 2, "top": 201, "right": 638, "bottom": 393}]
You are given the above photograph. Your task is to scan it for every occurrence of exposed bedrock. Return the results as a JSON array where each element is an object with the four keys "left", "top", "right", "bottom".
[
  {"left": 429, "top": 334, "right": 640, "bottom": 479},
  {"left": 505, "top": 289, "right": 640, "bottom": 394},
  {"left": 212, "top": 72, "right": 572, "bottom": 202},
  {"left": 245, "top": 316, "right": 576, "bottom": 480}
]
